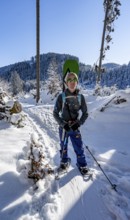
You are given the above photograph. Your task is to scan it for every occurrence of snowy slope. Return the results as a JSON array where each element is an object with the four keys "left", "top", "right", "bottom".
[{"left": 0, "top": 88, "right": 130, "bottom": 220}]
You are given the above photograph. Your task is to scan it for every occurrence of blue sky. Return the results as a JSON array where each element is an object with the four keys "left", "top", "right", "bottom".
[{"left": 0, "top": 0, "right": 130, "bottom": 67}]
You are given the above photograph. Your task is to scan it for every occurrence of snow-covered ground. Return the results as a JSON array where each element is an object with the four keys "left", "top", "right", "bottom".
[{"left": 0, "top": 88, "right": 130, "bottom": 220}]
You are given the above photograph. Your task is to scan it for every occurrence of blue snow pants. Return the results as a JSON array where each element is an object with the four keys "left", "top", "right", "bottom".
[{"left": 59, "top": 127, "right": 87, "bottom": 167}]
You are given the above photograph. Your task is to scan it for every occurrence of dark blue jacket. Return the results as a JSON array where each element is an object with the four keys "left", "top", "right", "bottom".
[{"left": 53, "top": 89, "right": 88, "bottom": 127}]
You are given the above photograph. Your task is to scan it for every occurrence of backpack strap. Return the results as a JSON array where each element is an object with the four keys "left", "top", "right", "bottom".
[
  {"left": 78, "top": 93, "right": 81, "bottom": 106},
  {"left": 62, "top": 92, "right": 81, "bottom": 112},
  {"left": 62, "top": 92, "right": 66, "bottom": 112}
]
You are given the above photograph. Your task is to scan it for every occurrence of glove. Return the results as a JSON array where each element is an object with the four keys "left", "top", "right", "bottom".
[
  {"left": 71, "top": 121, "right": 80, "bottom": 131},
  {"left": 63, "top": 123, "right": 70, "bottom": 132}
]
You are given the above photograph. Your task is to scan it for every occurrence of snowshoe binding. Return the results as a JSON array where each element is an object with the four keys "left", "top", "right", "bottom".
[
  {"left": 79, "top": 166, "right": 90, "bottom": 175},
  {"left": 77, "top": 164, "right": 93, "bottom": 181},
  {"left": 55, "top": 158, "right": 71, "bottom": 180}
]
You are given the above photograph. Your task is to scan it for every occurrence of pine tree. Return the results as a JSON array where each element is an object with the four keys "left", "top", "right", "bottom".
[
  {"left": 96, "top": 0, "right": 121, "bottom": 85},
  {"left": 10, "top": 71, "right": 23, "bottom": 96},
  {"left": 47, "top": 59, "right": 62, "bottom": 99}
]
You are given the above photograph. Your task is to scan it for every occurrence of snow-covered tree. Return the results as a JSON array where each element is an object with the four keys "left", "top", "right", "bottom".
[
  {"left": 10, "top": 71, "right": 23, "bottom": 96},
  {"left": 0, "top": 79, "right": 10, "bottom": 95},
  {"left": 102, "top": 0, "right": 121, "bottom": 60},
  {"left": 47, "top": 59, "right": 62, "bottom": 99},
  {"left": 96, "top": 0, "right": 121, "bottom": 84}
]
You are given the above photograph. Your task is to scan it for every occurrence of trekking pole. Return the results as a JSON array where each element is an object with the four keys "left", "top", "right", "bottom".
[{"left": 84, "top": 144, "right": 117, "bottom": 192}]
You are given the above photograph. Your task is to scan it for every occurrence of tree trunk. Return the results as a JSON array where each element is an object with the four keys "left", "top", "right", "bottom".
[
  {"left": 36, "top": 0, "right": 40, "bottom": 103},
  {"left": 97, "top": 0, "right": 109, "bottom": 84}
]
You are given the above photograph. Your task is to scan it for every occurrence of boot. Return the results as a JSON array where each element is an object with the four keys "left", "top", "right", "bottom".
[
  {"left": 78, "top": 166, "right": 89, "bottom": 175},
  {"left": 59, "top": 158, "right": 71, "bottom": 170}
]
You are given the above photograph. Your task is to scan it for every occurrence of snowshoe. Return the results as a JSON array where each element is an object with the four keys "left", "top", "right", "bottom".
[
  {"left": 78, "top": 166, "right": 90, "bottom": 175},
  {"left": 77, "top": 164, "right": 93, "bottom": 181},
  {"left": 55, "top": 158, "right": 71, "bottom": 180}
]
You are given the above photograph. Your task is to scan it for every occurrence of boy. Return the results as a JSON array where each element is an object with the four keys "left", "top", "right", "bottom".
[{"left": 53, "top": 60, "right": 89, "bottom": 175}]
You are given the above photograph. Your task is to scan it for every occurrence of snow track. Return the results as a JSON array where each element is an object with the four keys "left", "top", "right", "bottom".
[
  {"left": 23, "top": 104, "right": 116, "bottom": 220},
  {"left": 1, "top": 89, "right": 130, "bottom": 220},
  {"left": 23, "top": 105, "right": 109, "bottom": 220},
  {"left": 24, "top": 107, "right": 59, "bottom": 163},
  {"left": 22, "top": 97, "right": 130, "bottom": 220},
  {"left": 23, "top": 106, "right": 61, "bottom": 220}
]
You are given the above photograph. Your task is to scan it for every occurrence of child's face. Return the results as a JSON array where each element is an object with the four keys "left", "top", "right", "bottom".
[{"left": 66, "top": 73, "right": 78, "bottom": 92}]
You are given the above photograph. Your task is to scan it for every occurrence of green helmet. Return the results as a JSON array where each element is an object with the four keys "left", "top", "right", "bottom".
[{"left": 63, "top": 59, "right": 79, "bottom": 78}]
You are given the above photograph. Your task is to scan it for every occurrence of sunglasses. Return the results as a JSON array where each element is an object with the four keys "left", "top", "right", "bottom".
[{"left": 67, "top": 77, "right": 78, "bottom": 83}]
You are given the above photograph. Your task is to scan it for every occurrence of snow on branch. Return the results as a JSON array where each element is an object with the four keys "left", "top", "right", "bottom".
[
  {"left": 17, "top": 133, "right": 54, "bottom": 187},
  {"left": 102, "top": 0, "right": 121, "bottom": 60}
]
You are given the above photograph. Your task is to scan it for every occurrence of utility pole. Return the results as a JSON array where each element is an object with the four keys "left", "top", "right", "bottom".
[
  {"left": 97, "top": 0, "right": 109, "bottom": 84},
  {"left": 36, "top": 0, "right": 40, "bottom": 103}
]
